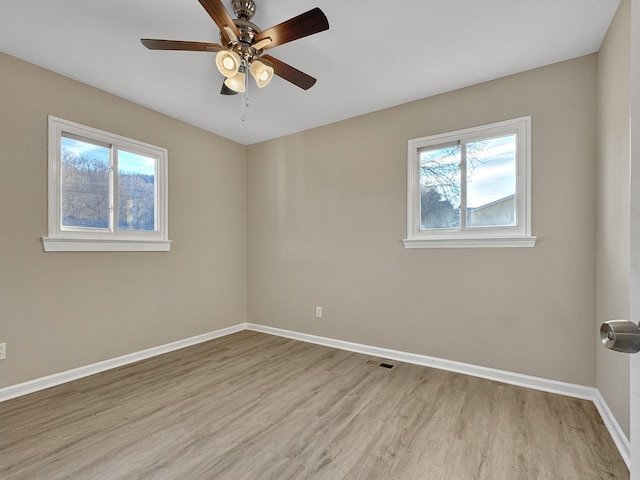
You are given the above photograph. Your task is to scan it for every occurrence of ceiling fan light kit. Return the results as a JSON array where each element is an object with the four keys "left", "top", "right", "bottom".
[
  {"left": 141, "top": 0, "right": 329, "bottom": 117},
  {"left": 249, "top": 59, "right": 273, "bottom": 88},
  {"left": 220, "top": 82, "right": 239, "bottom": 96},
  {"left": 215, "top": 49, "right": 241, "bottom": 77},
  {"left": 224, "top": 66, "right": 246, "bottom": 93}
]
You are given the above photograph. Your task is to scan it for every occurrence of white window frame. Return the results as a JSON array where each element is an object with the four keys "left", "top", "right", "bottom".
[
  {"left": 43, "top": 116, "right": 171, "bottom": 252},
  {"left": 403, "top": 116, "right": 536, "bottom": 248}
]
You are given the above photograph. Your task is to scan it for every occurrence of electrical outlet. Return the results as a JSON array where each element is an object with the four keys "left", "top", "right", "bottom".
[
  {"left": 315, "top": 306, "right": 323, "bottom": 318},
  {"left": 0, "top": 343, "right": 5, "bottom": 360}
]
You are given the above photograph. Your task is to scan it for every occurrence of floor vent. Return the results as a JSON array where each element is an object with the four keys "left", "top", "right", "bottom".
[{"left": 366, "top": 359, "right": 396, "bottom": 370}]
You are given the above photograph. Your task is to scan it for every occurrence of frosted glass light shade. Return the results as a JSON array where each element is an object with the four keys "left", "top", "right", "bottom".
[
  {"left": 249, "top": 60, "right": 274, "bottom": 88},
  {"left": 215, "top": 50, "right": 241, "bottom": 78},
  {"left": 224, "top": 71, "right": 246, "bottom": 93}
]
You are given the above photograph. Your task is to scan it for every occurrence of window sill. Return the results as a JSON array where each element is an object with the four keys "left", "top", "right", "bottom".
[
  {"left": 42, "top": 237, "right": 172, "bottom": 252},
  {"left": 402, "top": 235, "right": 537, "bottom": 249}
]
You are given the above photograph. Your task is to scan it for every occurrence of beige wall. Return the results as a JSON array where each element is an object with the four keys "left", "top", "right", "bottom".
[
  {"left": 247, "top": 55, "right": 598, "bottom": 386},
  {"left": 0, "top": 51, "right": 247, "bottom": 388},
  {"left": 596, "top": 0, "right": 631, "bottom": 439}
]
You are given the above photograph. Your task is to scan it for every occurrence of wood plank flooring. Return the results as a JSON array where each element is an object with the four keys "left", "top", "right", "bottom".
[{"left": 0, "top": 331, "right": 628, "bottom": 479}]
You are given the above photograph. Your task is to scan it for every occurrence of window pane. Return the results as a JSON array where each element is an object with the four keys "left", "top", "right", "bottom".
[
  {"left": 466, "top": 135, "right": 516, "bottom": 227},
  {"left": 419, "top": 145, "right": 461, "bottom": 229},
  {"left": 117, "top": 150, "right": 156, "bottom": 231},
  {"left": 61, "top": 136, "right": 110, "bottom": 229}
]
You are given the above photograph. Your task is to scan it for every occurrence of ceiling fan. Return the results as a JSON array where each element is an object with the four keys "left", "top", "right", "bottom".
[{"left": 141, "top": 0, "right": 329, "bottom": 96}]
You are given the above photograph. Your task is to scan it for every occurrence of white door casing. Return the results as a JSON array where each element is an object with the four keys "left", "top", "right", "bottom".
[{"left": 629, "top": 0, "right": 639, "bottom": 477}]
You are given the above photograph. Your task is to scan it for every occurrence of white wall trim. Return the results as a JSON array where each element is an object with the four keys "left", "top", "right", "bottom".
[
  {"left": 0, "top": 323, "right": 245, "bottom": 403},
  {"left": 593, "top": 390, "right": 632, "bottom": 470},
  {"left": 0, "top": 322, "right": 629, "bottom": 468},
  {"left": 42, "top": 237, "right": 172, "bottom": 252},
  {"left": 402, "top": 235, "right": 537, "bottom": 249},
  {"left": 246, "top": 323, "right": 630, "bottom": 468}
]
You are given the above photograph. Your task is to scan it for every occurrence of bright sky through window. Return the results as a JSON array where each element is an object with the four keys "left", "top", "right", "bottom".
[
  {"left": 62, "top": 136, "right": 109, "bottom": 161},
  {"left": 466, "top": 135, "right": 516, "bottom": 208},
  {"left": 118, "top": 150, "right": 156, "bottom": 176}
]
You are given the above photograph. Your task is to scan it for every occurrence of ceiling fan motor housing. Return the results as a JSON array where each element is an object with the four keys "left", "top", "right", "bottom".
[
  {"left": 232, "top": 0, "right": 256, "bottom": 20},
  {"left": 222, "top": 1, "right": 262, "bottom": 62}
]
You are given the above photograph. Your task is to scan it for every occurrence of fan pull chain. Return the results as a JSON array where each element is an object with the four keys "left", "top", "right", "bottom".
[{"left": 241, "top": 61, "right": 250, "bottom": 122}]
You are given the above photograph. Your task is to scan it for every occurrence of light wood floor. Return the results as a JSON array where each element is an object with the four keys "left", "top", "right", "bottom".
[{"left": 0, "top": 331, "right": 628, "bottom": 479}]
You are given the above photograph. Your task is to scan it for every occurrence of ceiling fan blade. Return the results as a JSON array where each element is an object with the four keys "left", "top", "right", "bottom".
[
  {"left": 253, "top": 7, "right": 329, "bottom": 50},
  {"left": 141, "top": 39, "right": 223, "bottom": 52},
  {"left": 198, "top": 0, "right": 241, "bottom": 38},
  {"left": 262, "top": 55, "right": 317, "bottom": 90}
]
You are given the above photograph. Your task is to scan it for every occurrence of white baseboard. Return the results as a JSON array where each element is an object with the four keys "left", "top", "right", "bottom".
[
  {"left": 593, "top": 390, "right": 631, "bottom": 470},
  {"left": 246, "top": 323, "right": 631, "bottom": 468},
  {"left": 0, "top": 323, "right": 245, "bottom": 403},
  {"left": 0, "top": 321, "right": 630, "bottom": 469}
]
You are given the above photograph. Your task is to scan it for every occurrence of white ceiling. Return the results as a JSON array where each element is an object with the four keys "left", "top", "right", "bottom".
[{"left": 0, "top": 0, "right": 620, "bottom": 145}]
